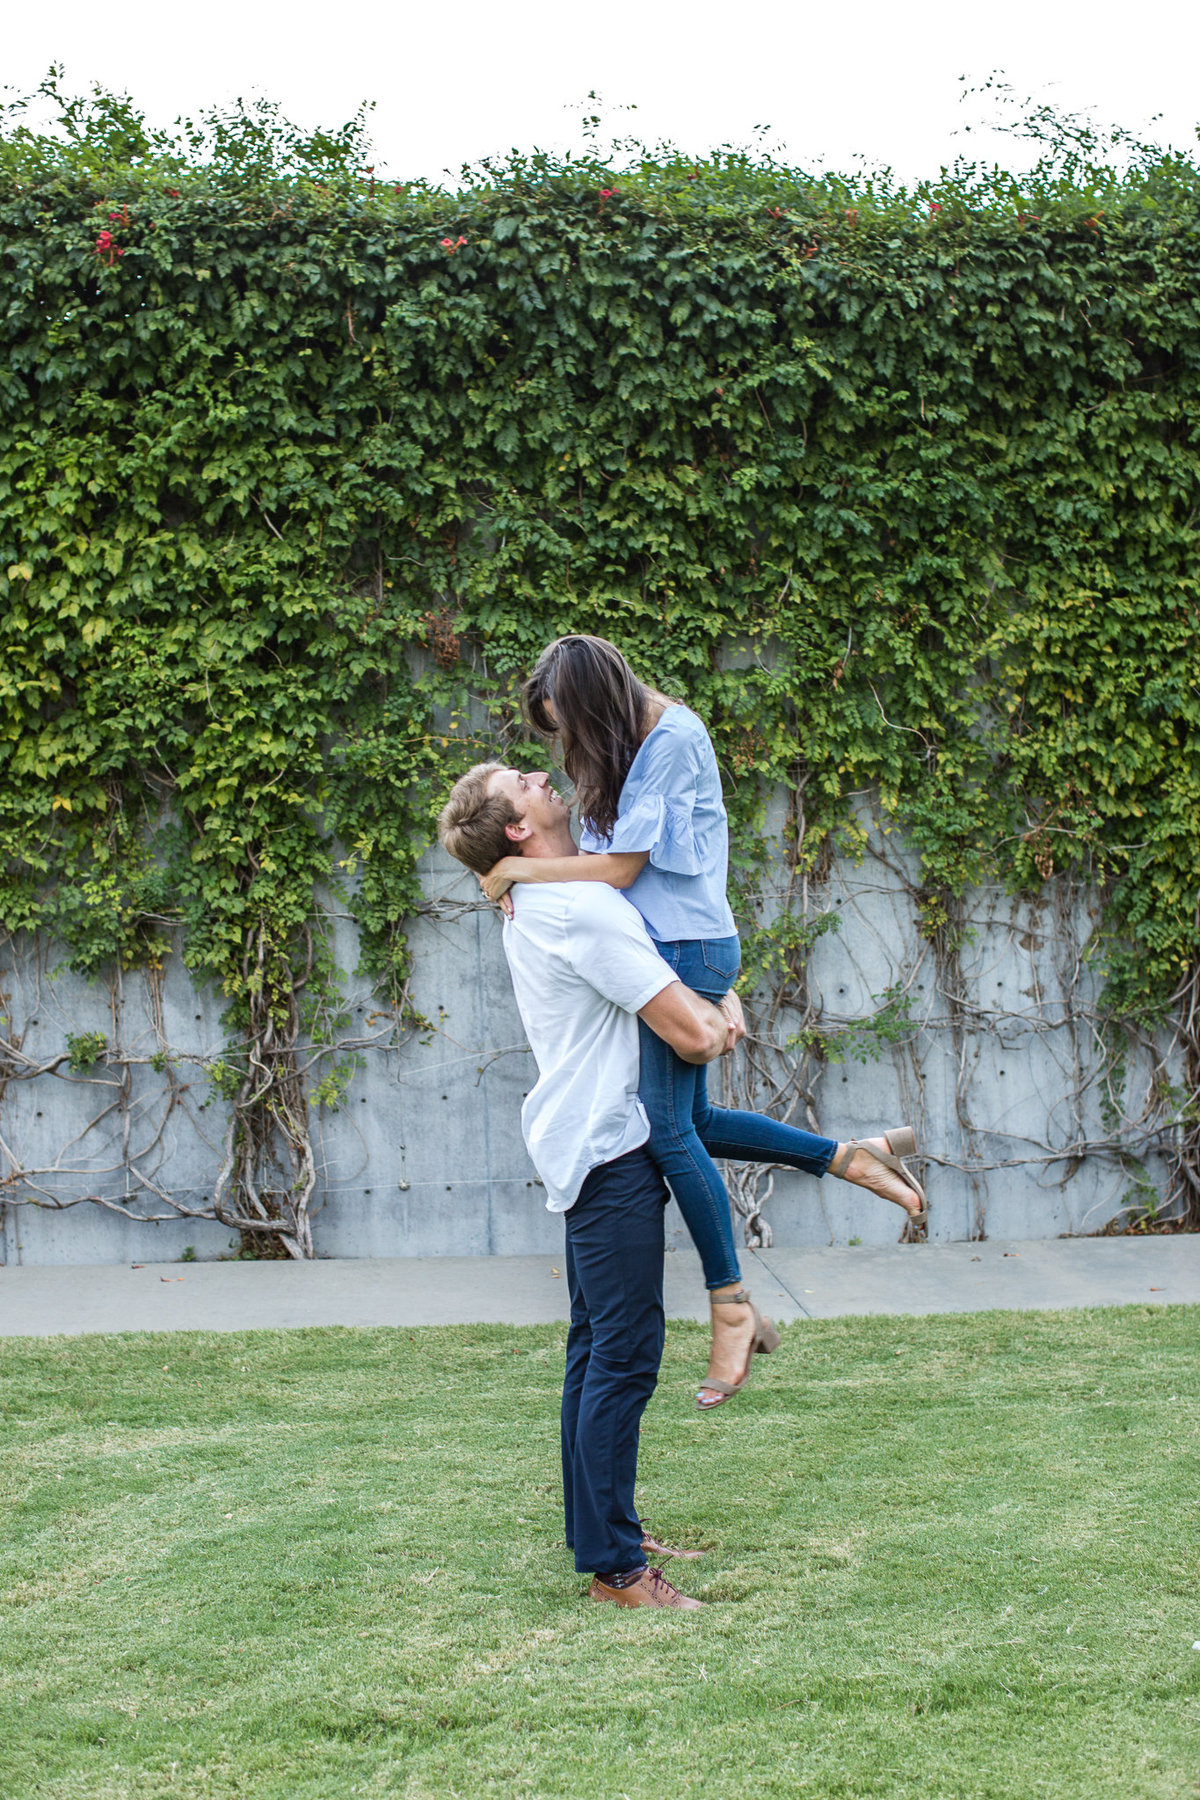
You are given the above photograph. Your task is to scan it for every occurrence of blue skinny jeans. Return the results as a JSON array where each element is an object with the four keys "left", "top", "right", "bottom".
[{"left": 638, "top": 935, "right": 837, "bottom": 1290}]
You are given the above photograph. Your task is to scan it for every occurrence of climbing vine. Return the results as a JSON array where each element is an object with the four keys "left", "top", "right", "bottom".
[{"left": 1, "top": 77, "right": 1197, "bottom": 1250}]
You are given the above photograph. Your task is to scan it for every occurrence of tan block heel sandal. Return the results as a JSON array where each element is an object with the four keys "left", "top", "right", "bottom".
[
  {"left": 696, "top": 1288, "right": 781, "bottom": 1410},
  {"left": 831, "top": 1124, "right": 928, "bottom": 1226}
]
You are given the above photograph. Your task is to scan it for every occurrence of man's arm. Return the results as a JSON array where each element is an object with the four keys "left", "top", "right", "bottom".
[{"left": 639, "top": 984, "right": 745, "bottom": 1066}]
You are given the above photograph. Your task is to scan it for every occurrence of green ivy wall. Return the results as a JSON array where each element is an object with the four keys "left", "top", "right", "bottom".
[{"left": 1, "top": 98, "right": 1196, "bottom": 1252}]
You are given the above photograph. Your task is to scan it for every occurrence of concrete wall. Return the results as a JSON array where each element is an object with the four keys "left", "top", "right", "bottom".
[{"left": 0, "top": 805, "right": 1174, "bottom": 1265}]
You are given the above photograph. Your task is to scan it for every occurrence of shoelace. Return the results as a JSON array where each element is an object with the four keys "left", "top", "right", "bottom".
[{"left": 644, "top": 1566, "right": 680, "bottom": 1600}]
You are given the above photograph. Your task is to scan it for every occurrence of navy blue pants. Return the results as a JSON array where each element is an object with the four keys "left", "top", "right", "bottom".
[{"left": 561, "top": 1145, "right": 669, "bottom": 1576}]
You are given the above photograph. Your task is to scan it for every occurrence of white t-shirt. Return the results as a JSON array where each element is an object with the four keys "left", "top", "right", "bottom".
[{"left": 502, "top": 882, "right": 680, "bottom": 1211}]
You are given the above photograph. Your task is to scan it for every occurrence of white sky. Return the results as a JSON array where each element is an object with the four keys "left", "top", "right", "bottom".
[{"left": 3, "top": 0, "right": 1197, "bottom": 186}]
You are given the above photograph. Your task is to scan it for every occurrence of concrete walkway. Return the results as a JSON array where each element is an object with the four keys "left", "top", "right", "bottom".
[{"left": 1, "top": 1235, "right": 1196, "bottom": 1338}]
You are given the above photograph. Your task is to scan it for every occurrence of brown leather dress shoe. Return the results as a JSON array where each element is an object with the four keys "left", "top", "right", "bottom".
[
  {"left": 640, "top": 1530, "right": 704, "bottom": 1561},
  {"left": 589, "top": 1566, "right": 703, "bottom": 1610}
]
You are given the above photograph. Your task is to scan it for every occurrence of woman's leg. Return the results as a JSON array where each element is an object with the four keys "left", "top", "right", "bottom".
[
  {"left": 654, "top": 937, "right": 836, "bottom": 1186},
  {"left": 692, "top": 1072, "right": 837, "bottom": 1175},
  {"left": 672, "top": 937, "right": 923, "bottom": 1221},
  {"left": 692, "top": 1074, "right": 924, "bottom": 1219},
  {"left": 636, "top": 936, "right": 746, "bottom": 1290},
  {"left": 637, "top": 1017, "right": 761, "bottom": 1400},
  {"left": 637, "top": 1017, "right": 742, "bottom": 1292},
  {"left": 690, "top": 1072, "right": 928, "bottom": 1216},
  {"left": 637, "top": 933, "right": 757, "bottom": 1289}
]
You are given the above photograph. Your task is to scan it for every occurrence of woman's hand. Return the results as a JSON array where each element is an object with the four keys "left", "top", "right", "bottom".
[
  {"left": 481, "top": 858, "right": 523, "bottom": 904},
  {"left": 477, "top": 874, "right": 515, "bottom": 920}
]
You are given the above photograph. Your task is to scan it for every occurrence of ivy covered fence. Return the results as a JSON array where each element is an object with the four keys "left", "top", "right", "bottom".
[{"left": 1, "top": 85, "right": 1197, "bottom": 1253}]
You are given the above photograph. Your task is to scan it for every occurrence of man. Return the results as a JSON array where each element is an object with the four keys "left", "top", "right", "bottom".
[{"left": 437, "top": 761, "right": 744, "bottom": 1610}]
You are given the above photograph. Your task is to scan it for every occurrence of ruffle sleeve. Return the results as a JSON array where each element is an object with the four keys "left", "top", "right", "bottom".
[{"left": 603, "top": 788, "right": 702, "bottom": 876}]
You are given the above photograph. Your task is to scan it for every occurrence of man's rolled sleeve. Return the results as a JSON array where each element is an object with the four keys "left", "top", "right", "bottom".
[{"left": 563, "top": 886, "right": 680, "bottom": 1015}]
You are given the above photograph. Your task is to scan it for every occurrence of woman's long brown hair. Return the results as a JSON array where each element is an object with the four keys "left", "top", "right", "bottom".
[{"left": 522, "top": 636, "right": 651, "bottom": 842}]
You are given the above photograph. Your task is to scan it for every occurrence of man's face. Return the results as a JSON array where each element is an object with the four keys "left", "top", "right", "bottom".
[{"left": 487, "top": 767, "right": 567, "bottom": 840}]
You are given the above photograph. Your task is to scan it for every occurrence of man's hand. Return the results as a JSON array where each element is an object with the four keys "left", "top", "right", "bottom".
[
  {"left": 639, "top": 982, "right": 732, "bottom": 1065},
  {"left": 717, "top": 989, "right": 746, "bottom": 1055}
]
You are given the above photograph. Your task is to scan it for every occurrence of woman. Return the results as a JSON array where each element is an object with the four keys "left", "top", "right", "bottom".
[{"left": 482, "top": 636, "right": 927, "bottom": 1408}]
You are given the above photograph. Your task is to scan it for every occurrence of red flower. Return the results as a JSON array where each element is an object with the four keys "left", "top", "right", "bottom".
[
  {"left": 599, "top": 188, "right": 615, "bottom": 198},
  {"left": 164, "top": 187, "right": 181, "bottom": 198},
  {"left": 94, "top": 227, "right": 123, "bottom": 266},
  {"left": 441, "top": 237, "right": 454, "bottom": 247},
  {"left": 928, "top": 201, "right": 943, "bottom": 214}
]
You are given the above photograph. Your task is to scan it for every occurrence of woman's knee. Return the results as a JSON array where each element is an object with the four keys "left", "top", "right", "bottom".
[
  {"left": 692, "top": 1097, "right": 717, "bottom": 1138},
  {"left": 647, "top": 1119, "right": 716, "bottom": 1181}
]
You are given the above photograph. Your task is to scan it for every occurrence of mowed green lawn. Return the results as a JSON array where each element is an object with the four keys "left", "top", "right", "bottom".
[{"left": 1, "top": 1307, "right": 1198, "bottom": 1800}]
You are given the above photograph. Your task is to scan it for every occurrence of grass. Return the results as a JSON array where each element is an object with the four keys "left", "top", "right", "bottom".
[{"left": 1, "top": 1307, "right": 1198, "bottom": 1799}]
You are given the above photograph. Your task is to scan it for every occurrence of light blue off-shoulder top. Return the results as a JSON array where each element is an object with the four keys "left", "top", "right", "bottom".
[{"left": 578, "top": 705, "right": 737, "bottom": 943}]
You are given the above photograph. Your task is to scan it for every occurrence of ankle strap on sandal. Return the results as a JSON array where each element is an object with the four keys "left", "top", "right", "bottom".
[
  {"left": 710, "top": 1287, "right": 752, "bottom": 1305},
  {"left": 830, "top": 1141, "right": 856, "bottom": 1179}
]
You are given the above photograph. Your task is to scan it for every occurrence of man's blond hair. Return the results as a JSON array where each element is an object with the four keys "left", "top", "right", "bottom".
[{"left": 437, "top": 761, "right": 522, "bottom": 876}]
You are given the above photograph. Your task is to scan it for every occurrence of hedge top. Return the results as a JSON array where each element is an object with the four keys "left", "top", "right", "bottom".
[{"left": 1, "top": 82, "right": 1198, "bottom": 1030}]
